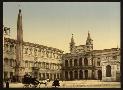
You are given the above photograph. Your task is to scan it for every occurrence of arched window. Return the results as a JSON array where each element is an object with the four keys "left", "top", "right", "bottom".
[
  {"left": 74, "top": 71, "right": 78, "bottom": 79},
  {"left": 79, "top": 70, "right": 83, "bottom": 79},
  {"left": 85, "top": 70, "right": 88, "bottom": 79},
  {"left": 54, "top": 74, "right": 56, "bottom": 80},
  {"left": 92, "top": 70, "right": 95, "bottom": 79},
  {"left": 79, "top": 58, "right": 82, "bottom": 66},
  {"left": 98, "top": 70, "right": 102, "bottom": 80},
  {"left": 70, "top": 59, "right": 72, "bottom": 66},
  {"left": 84, "top": 58, "right": 88, "bottom": 66},
  {"left": 106, "top": 65, "right": 111, "bottom": 77},
  {"left": 69, "top": 71, "right": 73, "bottom": 80},
  {"left": 65, "top": 71, "right": 68, "bottom": 80},
  {"left": 65, "top": 60, "right": 68, "bottom": 67},
  {"left": 74, "top": 59, "right": 77, "bottom": 66},
  {"left": 97, "top": 61, "right": 100, "bottom": 66}
]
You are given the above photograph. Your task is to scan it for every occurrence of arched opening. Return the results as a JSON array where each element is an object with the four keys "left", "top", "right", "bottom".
[
  {"left": 106, "top": 65, "right": 111, "bottom": 77},
  {"left": 85, "top": 70, "right": 88, "bottom": 79},
  {"left": 79, "top": 70, "right": 83, "bottom": 79},
  {"left": 69, "top": 71, "right": 73, "bottom": 80},
  {"left": 65, "top": 71, "right": 68, "bottom": 80},
  {"left": 92, "top": 70, "right": 95, "bottom": 79},
  {"left": 65, "top": 60, "right": 68, "bottom": 67},
  {"left": 84, "top": 58, "right": 88, "bottom": 66},
  {"left": 74, "top": 71, "right": 78, "bottom": 79},
  {"left": 54, "top": 74, "right": 56, "bottom": 80},
  {"left": 43, "top": 73, "right": 45, "bottom": 79},
  {"left": 74, "top": 59, "right": 77, "bottom": 66},
  {"left": 57, "top": 73, "right": 59, "bottom": 79},
  {"left": 50, "top": 73, "right": 52, "bottom": 80},
  {"left": 79, "top": 58, "right": 82, "bottom": 66},
  {"left": 70, "top": 59, "right": 72, "bottom": 66},
  {"left": 98, "top": 70, "right": 102, "bottom": 80},
  {"left": 46, "top": 73, "right": 49, "bottom": 79}
]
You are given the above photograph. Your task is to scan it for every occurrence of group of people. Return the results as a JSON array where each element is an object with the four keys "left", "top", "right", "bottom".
[{"left": 52, "top": 78, "right": 60, "bottom": 87}]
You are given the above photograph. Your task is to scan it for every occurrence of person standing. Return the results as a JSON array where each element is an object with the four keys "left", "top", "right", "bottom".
[{"left": 6, "top": 80, "right": 9, "bottom": 88}]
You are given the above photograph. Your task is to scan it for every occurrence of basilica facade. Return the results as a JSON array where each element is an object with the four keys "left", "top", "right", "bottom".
[{"left": 62, "top": 33, "right": 120, "bottom": 81}]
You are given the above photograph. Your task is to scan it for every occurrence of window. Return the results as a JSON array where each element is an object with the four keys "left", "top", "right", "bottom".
[
  {"left": 25, "top": 48, "right": 28, "bottom": 54},
  {"left": 34, "top": 49, "right": 37, "bottom": 56},
  {"left": 29, "top": 48, "right": 32, "bottom": 55},
  {"left": 10, "top": 44, "right": 13, "bottom": 52},
  {"left": 10, "top": 59, "right": 13, "bottom": 67},
  {"left": 10, "top": 72, "right": 13, "bottom": 78},
  {"left": 113, "top": 56, "right": 117, "bottom": 60},
  {"left": 97, "top": 61, "right": 100, "bottom": 66},
  {"left": 84, "top": 58, "right": 88, "bottom": 66},
  {"left": 65, "top": 71, "right": 68, "bottom": 80},
  {"left": 74, "top": 71, "right": 78, "bottom": 79},
  {"left": 25, "top": 61, "right": 28, "bottom": 67},
  {"left": 70, "top": 59, "right": 72, "bottom": 66},
  {"left": 106, "top": 65, "right": 111, "bottom": 77},
  {"left": 74, "top": 59, "right": 77, "bottom": 66},
  {"left": 65, "top": 60, "right": 68, "bottom": 67},
  {"left": 79, "top": 58, "right": 82, "bottom": 66},
  {"left": 4, "top": 58, "right": 8, "bottom": 65}
]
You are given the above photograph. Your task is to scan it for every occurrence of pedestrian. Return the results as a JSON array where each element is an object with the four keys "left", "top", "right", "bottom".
[{"left": 6, "top": 80, "right": 9, "bottom": 88}]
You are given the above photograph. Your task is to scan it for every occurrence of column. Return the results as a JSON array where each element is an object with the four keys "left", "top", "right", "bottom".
[
  {"left": 59, "top": 73, "right": 61, "bottom": 80},
  {"left": 68, "top": 71, "right": 70, "bottom": 80},
  {"left": 78, "top": 70, "right": 79, "bottom": 80},
  {"left": 83, "top": 70, "right": 85, "bottom": 79},
  {"left": 8, "top": 72, "right": 10, "bottom": 79},
  {"left": 95, "top": 70, "right": 98, "bottom": 79},
  {"left": 72, "top": 58, "right": 74, "bottom": 66},
  {"left": 88, "top": 70, "right": 92, "bottom": 79},
  {"left": 52, "top": 73, "right": 53, "bottom": 80},
  {"left": 112, "top": 65, "right": 117, "bottom": 81},
  {"left": 51, "top": 63, "right": 53, "bottom": 70},
  {"left": 73, "top": 71, "right": 74, "bottom": 80},
  {"left": 82, "top": 58, "right": 84, "bottom": 66},
  {"left": 77, "top": 57, "right": 79, "bottom": 67}
]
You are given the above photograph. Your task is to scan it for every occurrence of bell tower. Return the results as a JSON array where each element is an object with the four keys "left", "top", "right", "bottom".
[
  {"left": 86, "top": 31, "right": 93, "bottom": 51},
  {"left": 70, "top": 34, "right": 75, "bottom": 53}
]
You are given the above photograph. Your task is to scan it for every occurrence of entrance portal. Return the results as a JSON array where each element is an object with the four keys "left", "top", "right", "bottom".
[
  {"left": 98, "top": 70, "right": 102, "bottom": 80},
  {"left": 70, "top": 71, "right": 73, "bottom": 80},
  {"left": 85, "top": 70, "right": 88, "bottom": 79}
]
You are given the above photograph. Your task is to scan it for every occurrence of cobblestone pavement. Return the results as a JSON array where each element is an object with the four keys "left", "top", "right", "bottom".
[{"left": 4, "top": 80, "right": 120, "bottom": 88}]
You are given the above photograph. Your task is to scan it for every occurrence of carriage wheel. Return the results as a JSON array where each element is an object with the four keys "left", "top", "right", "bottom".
[
  {"left": 23, "top": 84, "right": 28, "bottom": 88},
  {"left": 29, "top": 84, "right": 32, "bottom": 88}
]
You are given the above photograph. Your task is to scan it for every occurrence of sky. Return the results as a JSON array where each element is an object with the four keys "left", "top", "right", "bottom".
[{"left": 3, "top": 2, "right": 120, "bottom": 53}]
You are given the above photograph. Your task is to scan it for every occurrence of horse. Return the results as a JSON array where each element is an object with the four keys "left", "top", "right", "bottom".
[{"left": 39, "top": 79, "right": 50, "bottom": 86}]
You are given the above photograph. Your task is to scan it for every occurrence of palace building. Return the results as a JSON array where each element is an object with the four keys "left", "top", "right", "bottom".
[
  {"left": 3, "top": 9, "right": 63, "bottom": 82},
  {"left": 3, "top": 9, "right": 120, "bottom": 82}
]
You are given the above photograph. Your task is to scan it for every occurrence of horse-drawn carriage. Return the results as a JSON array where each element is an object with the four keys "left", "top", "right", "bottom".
[
  {"left": 22, "top": 74, "right": 40, "bottom": 88},
  {"left": 22, "top": 74, "right": 50, "bottom": 88}
]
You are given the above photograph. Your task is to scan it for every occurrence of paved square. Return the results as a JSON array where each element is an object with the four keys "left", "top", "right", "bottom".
[{"left": 4, "top": 80, "right": 120, "bottom": 88}]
